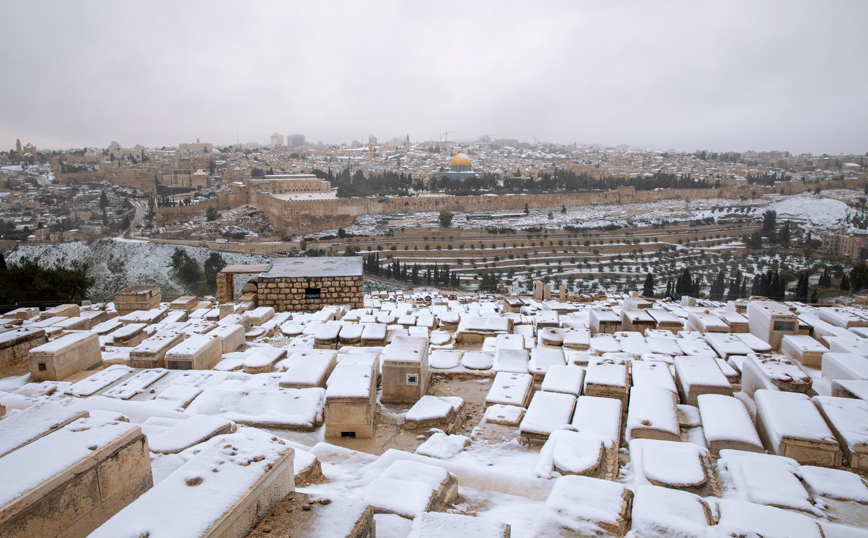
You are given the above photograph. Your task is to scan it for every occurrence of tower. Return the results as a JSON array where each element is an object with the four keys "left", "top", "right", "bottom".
[{"left": 16, "top": 138, "right": 21, "bottom": 155}]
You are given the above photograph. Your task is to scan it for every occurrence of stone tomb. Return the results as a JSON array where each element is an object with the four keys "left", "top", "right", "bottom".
[
  {"left": 324, "top": 354, "right": 380, "bottom": 438},
  {"left": 0, "top": 327, "right": 47, "bottom": 369},
  {"left": 0, "top": 414, "right": 153, "bottom": 538},
  {"left": 28, "top": 332, "right": 101, "bottom": 381},
  {"left": 164, "top": 334, "right": 222, "bottom": 370},
  {"left": 380, "top": 335, "right": 430, "bottom": 405},
  {"left": 113, "top": 285, "right": 161, "bottom": 316},
  {"left": 256, "top": 257, "right": 364, "bottom": 313},
  {"left": 129, "top": 330, "right": 186, "bottom": 369},
  {"left": 754, "top": 389, "right": 843, "bottom": 467}
]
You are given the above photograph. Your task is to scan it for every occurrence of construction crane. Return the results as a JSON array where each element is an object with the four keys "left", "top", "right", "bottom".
[
  {"left": 441, "top": 131, "right": 457, "bottom": 143},
  {"left": 532, "top": 136, "right": 546, "bottom": 145}
]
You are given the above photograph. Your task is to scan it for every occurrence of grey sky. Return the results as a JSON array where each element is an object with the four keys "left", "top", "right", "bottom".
[{"left": 2, "top": 1, "right": 866, "bottom": 155}]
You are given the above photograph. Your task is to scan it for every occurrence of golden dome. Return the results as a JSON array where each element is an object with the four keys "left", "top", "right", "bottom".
[{"left": 451, "top": 153, "right": 471, "bottom": 167}]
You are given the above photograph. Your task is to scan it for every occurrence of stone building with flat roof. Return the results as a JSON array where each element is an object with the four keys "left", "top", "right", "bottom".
[{"left": 256, "top": 257, "right": 363, "bottom": 312}]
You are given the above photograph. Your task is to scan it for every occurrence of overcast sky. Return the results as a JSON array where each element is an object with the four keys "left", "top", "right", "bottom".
[{"left": 2, "top": 1, "right": 866, "bottom": 155}]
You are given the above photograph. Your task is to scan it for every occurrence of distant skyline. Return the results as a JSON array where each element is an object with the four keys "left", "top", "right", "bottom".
[{"left": 1, "top": 1, "right": 867, "bottom": 155}]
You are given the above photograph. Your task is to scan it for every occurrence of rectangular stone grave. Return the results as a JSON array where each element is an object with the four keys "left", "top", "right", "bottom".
[
  {"left": 109, "top": 322, "right": 147, "bottom": 348},
  {"left": 583, "top": 356, "right": 630, "bottom": 410},
  {"left": 697, "top": 394, "right": 763, "bottom": 456},
  {"left": 519, "top": 391, "right": 576, "bottom": 444},
  {"left": 755, "top": 389, "right": 842, "bottom": 467},
  {"left": 279, "top": 349, "right": 338, "bottom": 389},
  {"left": 209, "top": 323, "right": 246, "bottom": 354},
  {"left": 781, "top": 334, "right": 828, "bottom": 368},
  {"left": 381, "top": 335, "right": 429, "bottom": 404},
  {"left": 28, "top": 332, "right": 101, "bottom": 381},
  {"left": 626, "top": 386, "right": 679, "bottom": 442},
  {"left": 485, "top": 372, "right": 533, "bottom": 408},
  {"left": 812, "top": 396, "right": 868, "bottom": 471},
  {"left": 165, "top": 334, "right": 222, "bottom": 370},
  {"left": 325, "top": 354, "right": 379, "bottom": 438},
  {"left": 129, "top": 330, "right": 186, "bottom": 369},
  {"left": 0, "top": 327, "right": 46, "bottom": 369},
  {"left": 674, "top": 356, "right": 732, "bottom": 406}
]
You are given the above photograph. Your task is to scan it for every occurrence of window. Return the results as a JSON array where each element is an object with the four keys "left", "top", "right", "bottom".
[
  {"left": 305, "top": 287, "right": 321, "bottom": 299},
  {"left": 406, "top": 373, "right": 419, "bottom": 386},
  {"left": 773, "top": 321, "right": 795, "bottom": 332}
]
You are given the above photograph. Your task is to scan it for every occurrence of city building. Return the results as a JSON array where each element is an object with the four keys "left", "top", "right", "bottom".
[{"left": 437, "top": 152, "right": 481, "bottom": 180}]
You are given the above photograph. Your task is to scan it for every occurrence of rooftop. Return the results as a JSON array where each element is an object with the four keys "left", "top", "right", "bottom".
[{"left": 259, "top": 256, "right": 363, "bottom": 279}]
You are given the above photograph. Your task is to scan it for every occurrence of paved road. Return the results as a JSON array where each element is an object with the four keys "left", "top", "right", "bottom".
[{"left": 121, "top": 200, "right": 147, "bottom": 239}]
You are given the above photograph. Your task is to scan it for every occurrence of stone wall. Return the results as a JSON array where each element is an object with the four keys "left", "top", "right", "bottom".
[
  {"left": 257, "top": 276, "right": 363, "bottom": 312},
  {"left": 155, "top": 192, "right": 242, "bottom": 225}
]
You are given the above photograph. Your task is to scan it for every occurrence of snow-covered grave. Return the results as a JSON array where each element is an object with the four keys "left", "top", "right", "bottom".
[
  {"left": 645, "top": 335, "right": 683, "bottom": 356},
  {"left": 241, "top": 346, "right": 288, "bottom": 374},
  {"left": 128, "top": 330, "right": 186, "bottom": 369},
  {"left": 407, "top": 511, "right": 509, "bottom": 538},
  {"left": 590, "top": 334, "right": 622, "bottom": 355},
  {"left": 164, "top": 333, "right": 222, "bottom": 370},
  {"left": 714, "top": 499, "right": 824, "bottom": 538},
  {"left": 492, "top": 347, "right": 530, "bottom": 374},
  {"left": 781, "top": 334, "right": 829, "bottom": 368},
  {"left": 627, "top": 438, "right": 717, "bottom": 496},
  {"left": 528, "top": 475, "right": 632, "bottom": 537},
  {"left": 820, "top": 307, "right": 868, "bottom": 329},
  {"left": 337, "top": 323, "right": 363, "bottom": 345},
  {"left": 360, "top": 322, "right": 388, "bottom": 346},
  {"left": 539, "top": 327, "right": 565, "bottom": 346},
  {"left": 741, "top": 353, "right": 812, "bottom": 396},
  {"left": 571, "top": 395, "right": 622, "bottom": 467},
  {"left": 615, "top": 332, "right": 651, "bottom": 357},
  {"left": 102, "top": 368, "right": 169, "bottom": 400},
  {"left": 0, "top": 414, "right": 152, "bottom": 538},
  {"left": 246, "top": 306, "right": 274, "bottom": 326},
  {"left": 428, "top": 349, "right": 462, "bottom": 370},
  {"left": 208, "top": 323, "right": 246, "bottom": 354},
  {"left": 718, "top": 310, "right": 750, "bottom": 333},
  {"left": 686, "top": 311, "right": 730, "bottom": 334},
  {"left": 748, "top": 299, "right": 799, "bottom": 350},
  {"left": 535, "top": 310, "right": 559, "bottom": 329},
  {"left": 278, "top": 349, "right": 337, "bottom": 389},
  {"left": 28, "top": 331, "right": 101, "bottom": 381},
  {"left": 827, "top": 335, "right": 868, "bottom": 356},
  {"left": 715, "top": 449, "right": 816, "bottom": 512},
  {"left": 534, "top": 429, "right": 612, "bottom": 480},
  {"left": 461, "top": 350, "right": 494, "bottom": 371},
  {"left": 414, "top": 431, "right": 470, "bottom": 460},
  {"left": 314, "top": 321, "right": 343, "bottom": 349},
  {"left": 151, "top": 383, "right": 204, "bottom": 411},
  {"left": 52, "top": 316, "right": 91, "bottom": 331},
  {"left": 90, "top": 319, "right": 124, "bottom": 336},
  {"left": 646, "top": 308, "right": 684, "bottom": 333},
  {"left": 485, "top": 371, "right": 533, "bottom": 408},
  {"left": 589, "top": 308, "right": 621, "bottom": 335},
  {"left": 626, "top": 386, "right": 680, "bottom": 442},
  {"left": 755, "top": 389, "right": 842, "bottom": 467},
  {"left": 812, "top": 396, "right": 868, "bottom": 471},
  {"left": 528, "top": 346, "right": 565, "bottom": 380},
  {"left": 107, "top": 322, "right": 147, "bottom": 348},
  {"left": 540, "top": 364, "right": 584, "bottom": 396},
  {"left": 89, "top": 434, "right": 293, "bottom": 538},
  {"left": 0, "top": 327, "right": 47, "bottom": 370},
  {"left": 185, "top": 385, "right": 325, "bottom": 431},
  {"left": 563, "top": 327, "right": 590, "bottom": 350},
  {"left": 696, "top": 394, "right": 762, "bottom": 456},
  {"left": 456, "top": 316, "right": 512, "bottom": 344},
  {"left": 324, "top": 353, "right": 379, "bottom": 438},
  {"left": 629, "top": 485, "right": 712, "bottom": 538},
  {"left": 620, "top": 308, "right": 655, "bottom": 334},
  {"left": 832, "top": 378, "right": 868, "bottom": 400},
  {"left": 583, "top": 356, "right": 630, "bottom": 409},
  {"left": 519, "top": 390, "right": 576, "bottom": 444},
  {"left": 0, "top": 402, "right": 89, "bottom": 458},
  {"left": 363, "top": 459, "right": 458, "bottom": 518},
  {"left": 673, "top": 355, "right": 732, "bottom": 406},
  {"left": 65, "top": 364, "right": 133, "bottom": 397},
  {"left": 218, "top": 312, "right": 251, "bottom": 331},
  {"left": 822, "top": 352, "right": 868, "bottom": 381},
  {"left": 381, "top": 335, "right": 429, "bottom": 404},
  {"left": 704, "top": 332, "right": 752, "bottom": 358},
  {"left": 142, "top": 415, "right": 235, "bottom": 454},
  {"left": 675, "top": 337, "right": 717, "bottom": 358},
  {"left": 631, "top": 359, "right": 677, "bottom": 395},
  {"left": 405, "top": 395, "right": 465, "bottom": 433}
]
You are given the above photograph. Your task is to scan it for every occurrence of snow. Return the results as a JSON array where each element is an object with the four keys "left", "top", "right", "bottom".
[
  {"left": 631, "top": 439, "right": 707, "bottom": 488},
  {"left": 151, "top": 384, "right": 203, "bottom": 411},
  {"left": 144, "top": 415, "right": 235, "bottom": 454},
  {"left": 29, "top": 330, "right": 94, "bottom": 354},
  {"left": 540, "top": 364, "right": 584, "bottom": 395},
  {"left": 631, "top": 360, "right": 677, "bottom": 394},
  {"left": 184, "top": 387, "right": 325, "bottom": 429},
  {"left": 534, "top": 430, "right": 606, "bottom": 478},
  {"left": 585, "top": 356, "right": 629, "bottom": 388},
  {"left": 492, "top": 348, "right": 529, "bottom": 374},
  {"left": 103, "top": 368, "right": 169, "bottom": 400},
  {"left": 629, "top": 485, "right": 710, "bottom": 538},
  {"left": 755, "top": 390, "right": 838, "bottom": 447},
  {"left": 571, "top": 395, "right": 622, "bottom": 446},
  {"left": 65, "top": 364, "right": 132, "bottom": 397},
  {"left": 278, "top": 349, "right": 336, "bottom": 387},
  {"left": 462, "top": 350, "right": 494, "bottom": 370},
  {"left": 528, "top": 475, "right": 627, "bottom": 536},
  {"left": 485, "top": 372, "right": 533, "bottom": 407},
  {"left": 519, "top": 391, "right": 576, "bottom": 437},
  {"left": 714, "top": 499, "right": 824, "bottom": 538},
  {"left": 626, "top": 386, "right": 679, "bottom": 442},
  {"left": 812, "top": 396, "right": 868, "bottom": 453},
  {"left": 797, "top": 466, "right": 868, "bottom": 502},
  {"left": 697, "top": 394, "right": 763, "bottom": 453},
  {"left": 89, "top": 433, "right": 292, "bottom": 538},
  {"left": 0, "top": 403, "right": 88, "bottom": 458},
  {"left": 415, "top": 432, "right": 470, "bottom": 459},
  {"left": 406, "top": 395, "right": 462, "bottom": 422},
  {"left": 717, "top": 449, "right": 815, "bottom": 512},
  {"left": 429, "top": 349, "right": 462, "bottom": 369},
  {"left": 408, "top": 511, "right": 510, "bottom": 537},
  {"left": 482, "top": 404, "right": 524, "bottom": 426},
  {"left": 325, "top": 354, "right": 377, "bottom": 398},
  {"left": 0, "top": 414, "right": 140, "bottom": 509}
]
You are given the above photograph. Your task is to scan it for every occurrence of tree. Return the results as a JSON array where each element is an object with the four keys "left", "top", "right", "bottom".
[
  {"left": 203, "top": 252, "right": 227, "bottom": 286},
  {"left": 102, "top": 209, "right": 108, "bottom": 225},
  {"left": 675, "top": 268, "right": 693, "bottom": 297},
  {"left": 439, "top": 210, "right": 453, "bottom": 227},
  {"left": 0, "top": 251, "right": 6, "bottom": 271},
  {"left": 120, "top": 215, "right": 131, "bottom": 230},
  {"left": 524, "top": 203, "right": 529, "bottom": 215},
  {"left": 709, "top": 270, "right": 726, "bottom": 301},
  {"left": 779, "top": 221, "right": 790, "bottom": 247},
  {"left": 206, "top": 206, "right": 219, "bottom": 222},
  {"left": 762, "top": 210, "right": 777, "bottom": 241},
  {"left": 209, "top": 160, "right": 216, "bottom": 175},
  {"left": 841, "top": 272, "right": 850, "bottom": 291},
  {"left": 561, "top": 204, "right": 567, "bottom": 214},
  {"left": 850, "top": 262, "right": 868, "bottom": 291},
  {"left": 795, "top": 272, "right": 809, "bottom": 302},
  {"left": 338, "top": 228, "right": 347, "bottom": 238},
  {"left": 99, "top": 190, "right": 109, "bottom": 209},
  {"left": 642, "top": 272, "right": 654, "bottom": 298}
]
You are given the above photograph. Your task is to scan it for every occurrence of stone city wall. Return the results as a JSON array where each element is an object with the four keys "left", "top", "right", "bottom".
[
  {"left": 155, "top": 192, "right": 246, "bottom": 225},
  {"left": 257, "top": 276, "right": 364, "bottom": 312}
]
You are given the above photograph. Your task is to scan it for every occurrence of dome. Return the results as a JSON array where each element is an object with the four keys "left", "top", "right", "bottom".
[{"left": 451, "top": 153, "right": 471, "bottom": 168}]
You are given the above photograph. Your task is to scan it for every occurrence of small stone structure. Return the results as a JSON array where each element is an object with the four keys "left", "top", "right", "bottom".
[
  {"left": 380, "top": 335, "right": 430, "bottom": 404},
  {"left": 28, "top": 332, "right": 101, "bottom": 381},
  {"left": 256, "top": 257, "right": 364, "bottom": 313},
  {"left": 113, "top": 285, "right": 161, "bottom": 316},
  {"left": 324, "top": 354, "right": 380, "bottom": 438},
  {"left": 215, "top": 264, "right": 270, "bottom": 304},
  {"left": 0, "top": 328, "right": 47, "bottom": 369}
]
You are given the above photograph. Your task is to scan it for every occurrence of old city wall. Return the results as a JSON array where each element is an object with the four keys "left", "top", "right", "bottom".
[
  {"left": 155, "top": 192, "right": 244, "bottom": 225},
  {"left": 264, "top": 187, "right": 752, "bottom": 236}
]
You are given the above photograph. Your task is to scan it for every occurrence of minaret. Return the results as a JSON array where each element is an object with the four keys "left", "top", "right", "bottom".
[{"left": 15, "top": 138, "right": 22, "bottom": 155}]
